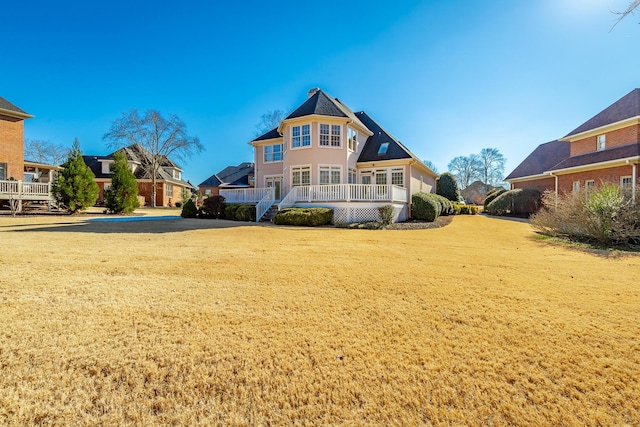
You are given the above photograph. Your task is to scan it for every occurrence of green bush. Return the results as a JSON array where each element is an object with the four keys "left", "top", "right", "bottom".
[
  {"left": 411, "top": 192, "right": 440, "bottom": 222},
  {"left": 272, "top": 208, "right": 333, "bottom": 226},
  {"left": 180, "top": 199, "right": 198, "bottom": 218},
  {"left": 436, "top": 172, "right": 461, "bottom": 202},
  {"left": 458, "top": 204, "right": 479, "bottom": 215},
  {"left": 224, "top": 203, "right": 240, "bottom": 220},
  {"left": 378, "top": 205, "right": 395, "bottom": 226},
  {"left": 105, "top": 150, "right": 139, "bottom": 214},
  {"left": 201, "top": 195, "right": 226, "bottom": 218},
  {"left": 485, "top": 188, "right": 541, "bottom": 216},
  {"left": 235, "top": 204, "right": 256, "bottom": 222},
  {"left": 483, "top": 188, "right": 507, "bottom": 209},
  {"left": 52, "top": 139, "right": 99, "bottom": 213}
]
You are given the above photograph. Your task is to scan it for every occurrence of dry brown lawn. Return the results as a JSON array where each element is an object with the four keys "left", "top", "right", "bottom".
[{"left": 0, "top": 214, "right": 638, "bottom": 426}]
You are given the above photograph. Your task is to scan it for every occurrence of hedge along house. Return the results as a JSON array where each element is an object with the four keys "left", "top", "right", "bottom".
[
  {"left": 83, "top": 143, "right": 193, "bottom": 207},
  {"left": 198, "top": 162, "right": 254, "bottom": 198},
  {"left": 222, "top": 88, "right": 437, "bottom": 222},
  {"left": 506, "top": 88, "right": 640, "bottom": 201}
]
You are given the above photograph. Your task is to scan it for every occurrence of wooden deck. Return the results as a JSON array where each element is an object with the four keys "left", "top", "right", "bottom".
[{"left": 0, "top": 180, "right": 53, "bottom": 212}]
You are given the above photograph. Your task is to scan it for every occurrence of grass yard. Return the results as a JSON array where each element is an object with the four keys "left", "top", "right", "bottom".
[{"left": 0, "top": 214, "right": 638, "bottom": 425}]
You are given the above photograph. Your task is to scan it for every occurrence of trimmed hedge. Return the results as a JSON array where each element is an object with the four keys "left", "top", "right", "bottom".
[
  {"left": 483, "top": 188, "right": 507, "bottom": 209},
  {"left": 411, "top": 192, "right": 440, "bottom": 221},
  {"left": 224, "top": 203, "right": 256, "bottom": 222},
  {"left": 485, "top": 188, "right": 541, "bottom": 216},
  {"left": 272, "top": 208, "right": 333, "bottom": 226}
]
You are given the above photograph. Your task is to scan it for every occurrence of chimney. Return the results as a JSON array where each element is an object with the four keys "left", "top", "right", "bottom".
[{"left": 307, "top": 87, "right": 320, "bottom": 98}]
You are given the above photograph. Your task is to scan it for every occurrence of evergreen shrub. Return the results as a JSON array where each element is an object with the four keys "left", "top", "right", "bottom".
[
  {"left": 411, "top": 192, "right": 440, "bottom": 222},
  {"left": 180, "top": 199, "right": 198, "bottom": 218},
  {"left": 272, "top": 208, "right": 333, "bottom": 226}
]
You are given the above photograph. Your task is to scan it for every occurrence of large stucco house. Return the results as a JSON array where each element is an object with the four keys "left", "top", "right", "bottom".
[
  {"left": 221, "top": 88, "right": 437, "bottom": 222},
  {"left": 506, "top": 89, "right": 639, "bottom": 201}
]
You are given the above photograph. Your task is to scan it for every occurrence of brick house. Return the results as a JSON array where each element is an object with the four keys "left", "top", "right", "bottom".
[
  {"left": 506, "top": 89, "right": 640, "bottom": 201},
  {"left": 223, "top": 88, "right": 437, "bottom": 222},
  {"left": 198, "top": 162, "right": 254, "bottom": 197},
  {"left": 0, "top": 96, "right": 33, "bottom": 181},
  {"left": 83, "top": 143, "right": 193, "bottom": 207}
]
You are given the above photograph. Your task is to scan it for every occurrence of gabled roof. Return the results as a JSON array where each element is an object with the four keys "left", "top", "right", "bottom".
[
  {"left": 564, "top": 88, "right": 640, "bottom": 138},
  {"left": 83, "top": 144, "right": 191, "bottom": 187},
  {"left": 252, "top": 127, "right": 281, "bottom": 142},
  {"left": 356, "top": 111, "right": 412, "bottom": 162},
  {"left": 549, "top": 142, "right": 640, "bottom": 171},
  {"left": 505, "top": 140, "right": 571, "bottom": 180},
  {"left": 199, "top": 162, "right": 254, "bottom": 187},
  {"left": 0, "top": 96, "right": 33, "bottom": 119}
]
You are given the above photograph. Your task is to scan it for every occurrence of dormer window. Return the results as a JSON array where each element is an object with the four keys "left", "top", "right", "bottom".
[
  {"left": 597, "top": 135, "right": 606, "bottom": 151},
  {"left": 378, "top": 143, "right": 389, "bottom": 155},
  {"left": 173, "top": 170, "right": 181, "bottom": 180}
]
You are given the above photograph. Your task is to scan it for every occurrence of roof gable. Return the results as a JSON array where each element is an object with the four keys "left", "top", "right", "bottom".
[
  {"left": 199, "top": 162, "right": 254, "bottom": 187},
  {"left": 356, "top": 111, "right": 413, "bottom": 163},
  {"left": 564, "top": 88, "right": 640, "bottom": 138},
  {"left": 505, "top": 140, "right": 571, "bottom": 180},
  {"left": 252, "top": 127, "right": 281, "bottom": 142},
  {"left": 0, "top": 96, "right": 33, "bottom": 119}
]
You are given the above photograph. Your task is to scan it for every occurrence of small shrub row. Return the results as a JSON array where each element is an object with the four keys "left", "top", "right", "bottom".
[
  {"left": 485, "top": 188, "right": 541, "bottom": 216},
  {"left": 272, "top": 208, "right": 333, "bottom": 226},
  {"left": 411, "top": 192, "right": 457, "bottom": 222},
  {"left": 224, "top": 203, "right": 256, "bottom": 222},
  {"left": 453, "top": 203, "right": 479, "bottom": 215}
]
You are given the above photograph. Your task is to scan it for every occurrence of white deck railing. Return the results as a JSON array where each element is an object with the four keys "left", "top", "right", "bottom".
[
  {"left": 0, "top": 180, "right": 52, "bottom": 200},
  {"left": 220, "top": 188, "right": 272, "bottom": 204},
  {"left": 255, "top": 187, "right": 276, "bottom": 222},
  {"left": 279, "top": 184, "right": 408, "bottom": 210}
]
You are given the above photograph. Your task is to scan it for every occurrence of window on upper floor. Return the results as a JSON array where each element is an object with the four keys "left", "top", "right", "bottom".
[
  {"left": 292, "top": 125, "right": 311, "bottom": 148},
  {"left": 378, "top": 143, "right": 389, "bottom": 155},
  {"left": 291, "top": 166, "right": 310, "bottom": 186},
  {"left": 320, "top": 124, "right": 341, "bottom": 147},
  {"left": 264, "top": 143, "right": 284, "bottom": 162},
  {"left": 0, "top": 163, "right": 6, "bottom": 180},
  {"left": 348, "top": 127, "right": 357, "bottom": 151},
  {"left": 597, "top": 135, "right": 606, "bottom": 151},
  {"left": 173, "top": 169, "right": 181, "bottom": 180}
]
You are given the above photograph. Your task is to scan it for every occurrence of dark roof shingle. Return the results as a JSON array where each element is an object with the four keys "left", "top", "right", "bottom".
[
  {"left": 356, "top": 111, "right": 412, "bottom": 162},
  {"left": 549, "top": 142, "right": 640, "bottom": 171},
  {"left": 252, "top": 127, "right": 281, "bottom": 142},
  {"left": 286, "top": 90, "right": 348, "bottom": 120},
  {"left": 505, "top": 140, "right": 571, "bottom": 180},
  {"left": 199, "top": 162, "right": 254, "bottom": 187},
  {"left": 564, "top": 88, "right": 640, "bottom": 138}
]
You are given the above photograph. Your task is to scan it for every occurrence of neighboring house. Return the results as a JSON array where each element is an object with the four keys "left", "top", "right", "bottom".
[
  {"left": 83, "top": 143, "right": 193, "bottom": 207},
  {"left": 0, "top": 96, "right": 33, "bottom": 181},
  {"left": 199, "top": 162, "right": 254, "bottom": 197},
  {"left": 506, "top": 88, "right": 640, "bottom": 201},
  {"left": 223, "top": 88, "right": 437, "bottom": 222}
]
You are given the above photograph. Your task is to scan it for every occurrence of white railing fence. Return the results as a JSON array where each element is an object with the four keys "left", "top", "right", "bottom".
[
  {"left": 0, "top": 180, "right": 52, "bottom": 199},
  {"left": 220, "top": 188, "right": 271, "bottom": 204},
  {"left": 277, "top": 184, "right": 408, "bottom": 205},
  {"left": 255, "top": 187, "right": 276, "bottom": 222}
]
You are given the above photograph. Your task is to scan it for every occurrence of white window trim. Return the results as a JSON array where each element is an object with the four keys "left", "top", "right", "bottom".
[
  {"left": 291, "top": 124, "right": 311, "bottom": 150},
  {"left": 378, "top": 143, "right": 390, "bottom": 155},
  {"left": 318, "top": 164, "right": 342, "bottom": 185},
  {"left": 391, "top": 167, "right": 405, "bottom": 187},
  {"left": 375, "top": 169, "right": 388, "bottom": 185},
  {"left": 348, "top": 167, "right": 357, "bottom": 184},
  {"left": 319, "top": 123, "right": 342, "bottom": 148},
  {"left": 291, "top": 164, "right": 312, "bottom": 187},
  {"left": 572, "top": 181, "right": 580, "bottom": 192},
  {"left": 264, "top": 143, "right": 284, "bottom": 163},
  {"left": 597, "top": 135, "right": 606, "bottom": 151},
  {"left": 585, "top": 179, "right": 595, "bottom": 188},
  {"left": 347, "top": 127, "right": 357, "bottom": 152},
  {"left": 621, "top": 175, "right": 633, "bottom": 188},
  {"left": 167, "top": 183, "right": 174, "bottom": 197}
]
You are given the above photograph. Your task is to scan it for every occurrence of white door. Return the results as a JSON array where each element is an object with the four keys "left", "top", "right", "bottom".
[{"left": 265, "top": 176, "right": 282, "bottom": 200}]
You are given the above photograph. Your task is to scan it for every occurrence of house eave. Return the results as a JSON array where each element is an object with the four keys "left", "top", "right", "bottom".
[
  {"left": 546, "top": 156, "right": 640, "bottom": 175},
  {"left": 505, "top": 173, "right": 553, "bottom": 183},
  {"left": 561, "top": 116, "right": 640, "bottom": 142},
  {"left": 0, "top": 107, "right": 34, "bottom": 119}
]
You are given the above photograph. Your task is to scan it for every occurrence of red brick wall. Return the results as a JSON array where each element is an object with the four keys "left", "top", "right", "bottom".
[
  {"left": 512, "top": 177, "right": 555, "bottom": 192},
  {"left": 557, "top": 165, "right": 638, "bottom": 194},
  {"left": 571, "top": 124, "right": 640, "bottom": 156},
  {"left": 0, "top": 115, "right": 25, "bottom": 180},
  {"left": 198, "top": 186, "right": 220, "bottom": 197}
]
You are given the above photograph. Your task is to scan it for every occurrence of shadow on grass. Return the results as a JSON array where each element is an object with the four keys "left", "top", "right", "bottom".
[
  {"left": 1, "top": 217, "right": 270, "bottom": 234},
  {"left": 529, "top": 233, "right": 640, "bottom": 258}
]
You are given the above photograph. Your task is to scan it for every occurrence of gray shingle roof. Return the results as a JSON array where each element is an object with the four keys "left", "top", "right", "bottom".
[
  {"left": 199, "top": 162, "right": 254, "bottom": 187},
  {"left": 252, "top": 127, "right": 281, "bottom": 142},
  {"left": 550, "top": 142, "right": 640, "bottom": 171},
  {"left": 286, "top": 89, "right": 348, "bottom": 120},
  {"left": 356, "top": 111, "right": 412, "bottom": 162},
  {"left": 564, "top": 88, "right": 640, "bottom": 138},
  {"left": 505, "top": 140, "right": 571, "bottom": 180},
  {"left": 0, "top": 96, "right": 28, "bottom": 114}
]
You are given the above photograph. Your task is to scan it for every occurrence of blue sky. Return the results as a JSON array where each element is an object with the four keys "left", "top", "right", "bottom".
[{"left": 2, "top": 0, "right": 639, "bottom": 185}]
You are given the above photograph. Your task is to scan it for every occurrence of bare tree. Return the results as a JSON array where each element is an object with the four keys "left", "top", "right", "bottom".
[
  {"left": 254, "top": 109, "right": 286, "bottom": 137},
  {"left": 478, "top": 148, "right": 506, "bottom": 187},
  {"left": 423, "top": 160, "right": 439, "bottom": 174},
  {"left": 103, "top": 109, "right": 203, "bottom": 207},
  {"left": 24, "top": 139, "right": 69, "bottom": 165},
  {"left": 611, "top": 0, "right": 640, "bottom": 30},
  {"left": 447, "top": 154, "right": 482, "bottom": 189}
]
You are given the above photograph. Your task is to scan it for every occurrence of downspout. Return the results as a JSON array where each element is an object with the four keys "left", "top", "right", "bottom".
[
  {"left": 627, "top": 160, "right": 637, "bottom": 203},
  {"left": 547, "top": 172, "right": 558, "bottom": 209}
]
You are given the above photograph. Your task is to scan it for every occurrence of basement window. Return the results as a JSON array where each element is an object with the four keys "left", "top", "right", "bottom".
[{"left": 378, "top": 143, "right": 389, "bottom": 155}]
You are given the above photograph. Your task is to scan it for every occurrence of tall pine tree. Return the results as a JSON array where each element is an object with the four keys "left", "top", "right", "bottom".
[
  {"left": 105, "top": 150, "right": 139, "bottom": 214},
  {"left": 52, "top": 138, "right": 99, "bottom": 213}
]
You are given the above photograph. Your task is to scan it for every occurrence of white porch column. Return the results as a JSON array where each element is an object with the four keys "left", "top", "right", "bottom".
[{"left": 633, "top": 163, "right": 637, "bottom": 203}]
